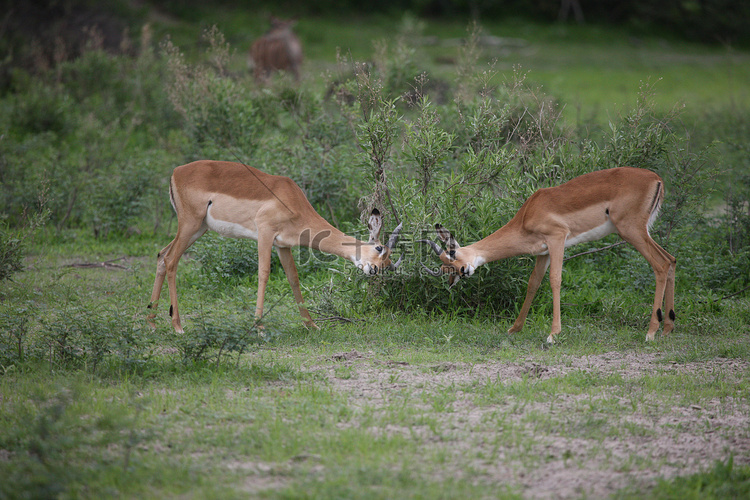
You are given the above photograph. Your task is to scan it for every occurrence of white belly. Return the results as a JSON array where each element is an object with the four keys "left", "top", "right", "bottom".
[
  {"left": 206, "top": 206, "right": 258, "bottom": 240},
  {"left": 565, "top": 220, "right": 616, "bottom": 248}
]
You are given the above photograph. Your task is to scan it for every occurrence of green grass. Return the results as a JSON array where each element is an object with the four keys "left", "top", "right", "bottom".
[
  {"left": 2, "top": 7, "right": 750, "bottom": 498},
  {"left": 147, "top": 7, "right": 750, "bottom": 125},
  {"left": 3, "top": 226, "right": 748, "bottom": 498},
  {"left": 3, "top": 237, "right": 749, "bottom": 497}
]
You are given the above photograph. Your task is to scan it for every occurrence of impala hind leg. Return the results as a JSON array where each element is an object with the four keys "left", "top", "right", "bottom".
[
  {"left": 277, "top": 247, "right": 318, "bottom": 329},
  {"left": 149, "top": 220, "right": 206, "bottom": 332},
  {"left": 509, "top": 255, "right": 550, "bottom": 334},
  {"left": 147, "top": 241, "right": 173, "bottom": 328},
  {"left": 165, "top": 228, "right": 206, "bottom": 333},
  {"left": 662, "top": 259, "right": 677, "bottom": 335},
  {"left": 620, "top": 230, "right": 675, "bottom": 341}
]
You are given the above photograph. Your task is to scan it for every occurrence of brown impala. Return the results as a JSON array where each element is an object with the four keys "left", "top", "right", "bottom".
[
  {"left": 148, "top": 160, "right": 402, "bottom": 332},
  {"left": 249, "top": 17, "right": 303, "bottom": 83},
  {"left": 421, "top": 167, "right": 676, "bottom": 343}
]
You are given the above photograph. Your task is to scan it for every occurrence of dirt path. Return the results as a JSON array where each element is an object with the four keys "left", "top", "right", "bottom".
[{"left": 314, "top": 351, "right": 750, "bottom": 498}]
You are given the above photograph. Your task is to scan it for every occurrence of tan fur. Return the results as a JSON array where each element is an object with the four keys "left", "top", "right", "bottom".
[
  {"left": 425, "top": 167, "right": 676, "bottom": 343},
  {"left": 249, "top": 17, "right": 303, "bottom": 83},
  {"left": 148, "top": 161, "right": 401, "bottom": 332}
]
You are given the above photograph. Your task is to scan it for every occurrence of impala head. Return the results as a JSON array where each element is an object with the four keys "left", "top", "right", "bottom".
[
  {"left": 355, "top": 209, "right": 403, "bottom": 275},
  {"left": 269, "top": 16, "right": 298, "bottom": 31},
  {"left": 419, "top": 224, "right": 478, "bottom": 287}
]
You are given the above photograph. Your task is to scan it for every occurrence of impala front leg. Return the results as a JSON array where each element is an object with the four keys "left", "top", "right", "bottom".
[
  {"left": 509, "top": 254, "right": 550, "bottom": 334},
  {"left": 147, "top": 242, "right": 172, "bottom": 328},
  {"left": 277, "top": 246, "right": 318, "bottom": 329},
  {"left": 255, "top": 234, "right": 274, "bottom": 328},
  {"left": 546, "top": 239, "right": 566, "bottom": 344}
]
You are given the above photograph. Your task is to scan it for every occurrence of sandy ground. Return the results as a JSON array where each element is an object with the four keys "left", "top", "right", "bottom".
[{"left": 314, "top": 350, "right": 750, "bottom": 498}]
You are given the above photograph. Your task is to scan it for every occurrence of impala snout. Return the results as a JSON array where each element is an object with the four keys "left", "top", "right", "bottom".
[
  {"left": 358, "top": 220, "right": 402, "bottom": 276},
  {"left": 419, "top": 228, "right": 477, "bottom": 287},
  {"left": 441, "top": 262, "right": 474, "bottom": 287}
]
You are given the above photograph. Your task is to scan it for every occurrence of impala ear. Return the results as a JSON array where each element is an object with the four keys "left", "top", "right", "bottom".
[
  {"left": 435, "top": 224, "right": 460, "bottom": 250},
  {"left": 367, "top": 209, "right": 383, "bottom": 243}
]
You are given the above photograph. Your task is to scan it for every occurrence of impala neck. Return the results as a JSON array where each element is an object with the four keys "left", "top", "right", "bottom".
[
  {"left": 468, "top": 219, "right": 531, "bottom": 265},
  {"left": 297, "top": 215, "right": 366, "bottom": 263}
]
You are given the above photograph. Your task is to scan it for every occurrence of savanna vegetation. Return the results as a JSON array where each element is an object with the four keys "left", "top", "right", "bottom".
[{"left": 1, "top": 1, "right": 749, "bottom": 498}]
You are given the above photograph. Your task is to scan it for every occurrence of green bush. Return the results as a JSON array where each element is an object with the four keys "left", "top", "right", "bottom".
[
  {"left": 190, "top": 233, "right": 261, "bottom": 288},
  {"left": 0, "top": 186, "right": 49, "bottom": 283},
  {"left": 40, "top": 305, "right": 155, "bottom": 373},
  {"left": 318, "top": 61, "right": 727, "bottom": 321},
  {"left": 0, "top": 221, "right": 24, "bottom": 283},
  {"left": 176, "top": 307, "right": 270, "bottom": 367}
]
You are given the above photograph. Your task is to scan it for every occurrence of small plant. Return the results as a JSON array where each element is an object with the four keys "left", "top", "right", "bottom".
[
  {"left": 353, "top": 63, "right": 403, "bottom": 221},
  {"left": 161, "top": 27, "right": 260, "bottom": 159},
  {"left": 41, "top": 305, "right": 154, "bottom": 373},
  {"left": 0, "top": 384, "right": 144, "bottom": 499},
  {"left": 403, "top": 87, "right": 454, "bottom": 196},
  {"left": 0, "top": 181, "right": 50, "bottom": 282},
  {"left": 177, "top": 309, "right": 264, "bottom": 368},
  {"left": 0, "top": 305, "right": 31, "bottom": 367},
  {"left": 629, "top": 457, "right": 750, "bottom": 499},
  {"left": 190, "top": 233, "right": 261, "bottom": 288}
]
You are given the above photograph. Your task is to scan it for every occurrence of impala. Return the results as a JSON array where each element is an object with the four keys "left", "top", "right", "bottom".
[
  {"left": 249, "top": 16, "right": 303, "bottom": 83},
  {"left": 148, "top": 160, "right": 402, "bottom": 332},
  {"left": 420, "top": 167, "right": 676, "bottom": 343}
]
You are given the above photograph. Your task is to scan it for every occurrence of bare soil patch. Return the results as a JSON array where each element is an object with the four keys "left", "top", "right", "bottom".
[{"left": 313, "top": 351, "right": 750, "bottom": 498}]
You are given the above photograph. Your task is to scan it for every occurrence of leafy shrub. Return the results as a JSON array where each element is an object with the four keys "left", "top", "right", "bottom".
[
  {"left": 41, "top": 305, "right": 155, "bottom": 373},
  {"left": 0, "top": 186, "right": 49, "bottom": 282},
  {"left": 8, "top": 78, "right": 74, "bottom": 135},
  {"left": 190, "top": 233, "right": 261, "bottom": 288},
  {"left": 1, "top": 27, "right": 179, "bottom": 234},
  {"left": 177, "top": 309, "right": 265, "bottom": 367},
  {"left": 0, "top": 305, "right": 31, "bottom": 368},
  {"left": 0, "top": 220, "right": 24, "bottom": 283},
  {"left": 162, "top": 27, "right": 262, "bottom": 160},
  {"left": 84, "top": 153, "right": 168, "bottom": 238}
]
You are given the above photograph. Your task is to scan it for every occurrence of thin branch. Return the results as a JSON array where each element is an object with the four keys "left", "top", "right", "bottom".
[
  {"left": 314, "top": 316, "right": 363, "bottom": 324},
  {"left": 564, "top": 240, "right": 627, "bottom": 261},
  {"left": 66, "top": 257, "right": 128, "bottom": 270},
  {"left": 700, "top": 284, "right": 750, "bottom": 304}
]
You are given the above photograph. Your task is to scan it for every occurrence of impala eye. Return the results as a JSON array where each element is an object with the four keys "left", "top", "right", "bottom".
[
  {"left": 448, "top": 250, "right": 456, "bottom": 258},
  {"left": 375, "top": 245, "right": 383, "bottom": 253}
]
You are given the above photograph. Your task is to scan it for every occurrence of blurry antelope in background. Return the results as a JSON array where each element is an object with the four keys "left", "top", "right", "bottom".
[{"left": 249, "top": 16, "right": 303, "bottom": 83}]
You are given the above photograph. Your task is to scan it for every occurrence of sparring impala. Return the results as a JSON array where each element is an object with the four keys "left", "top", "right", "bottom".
[
  {"left": 148, "top": 160, "right": 402, "bottom": 332},
  {"left": 420, "top": 167, "right": 676, "bottom": 343}
]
